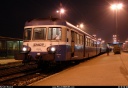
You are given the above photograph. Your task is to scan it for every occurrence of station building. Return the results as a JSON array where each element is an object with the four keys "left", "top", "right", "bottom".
[{"left": 0, "top": 36, "right": 23, "bottom": 59}]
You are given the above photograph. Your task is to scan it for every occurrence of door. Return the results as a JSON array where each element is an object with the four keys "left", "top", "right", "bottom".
[{"left": 71, "top": 31, "right": 75, "bottom": 57}]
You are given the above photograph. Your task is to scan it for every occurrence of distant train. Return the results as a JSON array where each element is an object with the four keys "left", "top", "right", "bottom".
[
  {"left": 15, "top": 18, "right": 106, "bottom": 67},
  {"left": 113, "top": 44, "right": 121, "bottom": 54}
]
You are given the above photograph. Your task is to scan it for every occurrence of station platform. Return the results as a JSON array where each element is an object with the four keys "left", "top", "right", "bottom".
[
  {"left": 29, "top": 52, "right": 128, "bottom": 86},
  {"left": 0, "top": 58, "right": 22, "bottom": 65}
]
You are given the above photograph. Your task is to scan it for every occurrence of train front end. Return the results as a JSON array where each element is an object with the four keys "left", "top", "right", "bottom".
[{"left": 15, "top": 18, "right": 68, "bottom": 64}]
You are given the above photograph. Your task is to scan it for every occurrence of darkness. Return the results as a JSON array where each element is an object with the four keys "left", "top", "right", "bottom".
[{"left": 0, "top": 0, "right": 128, "bottom": 43}]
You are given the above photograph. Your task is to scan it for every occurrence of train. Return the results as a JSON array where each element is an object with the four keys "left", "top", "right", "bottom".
[
  {"left": 15, "top": 18, "right": 107, "bottom": 67},
  {"left": 113, "top": 44, "right": 121, "bottom": 54}
]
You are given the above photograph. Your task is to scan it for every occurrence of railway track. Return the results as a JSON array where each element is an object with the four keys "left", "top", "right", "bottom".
[
  {"left": 0, "top": 61, "right": 81, "bottom": 86},
  {"left": 0, "top": 62, "right": 40, "bottom": 85},
  {"left": 0, "top": 63, "right": 37, "bottom": 77},
  {"left": 0, "top": 54, "right": 102, "bottom": 86},
  {"left": 0, "top": 68, "right": 47, "bottom": 86},
  {"left": 0, "top": 62, "right": 23, "bottom": 70}
]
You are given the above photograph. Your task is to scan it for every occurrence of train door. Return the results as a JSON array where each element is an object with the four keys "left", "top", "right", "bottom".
[{"left": 71, "top": 31, "right": 75, "bottom": 57}]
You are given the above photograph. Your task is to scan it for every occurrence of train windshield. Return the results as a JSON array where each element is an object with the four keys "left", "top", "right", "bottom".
[
  {"left": 24, "top": 28, "right": 32, "bottom": 40},
  {"left": 33, "top": 27, "right": 46, "bottom": 40},
  {"left": 48, "top": 27, "right": 62, "bottom": 40}
]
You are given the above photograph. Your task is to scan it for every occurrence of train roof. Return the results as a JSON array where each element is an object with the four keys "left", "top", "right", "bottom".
[
  {"left": 25, "top": 18, "right": 66, "bottom": 26},
  {"left": 25, "top": 18, "right": 95, "bottom": 39}
]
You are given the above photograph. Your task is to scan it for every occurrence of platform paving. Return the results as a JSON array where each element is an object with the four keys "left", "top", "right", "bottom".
[
  {"left": 0, "top": 59, "right": 22, "bottom": 65},
  {"left": 29, "top": 52, "right": 128, "bottom": 86}
]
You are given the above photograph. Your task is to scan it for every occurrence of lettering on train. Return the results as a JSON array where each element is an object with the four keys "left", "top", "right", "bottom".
[{"left": 33, "top": 43, "right": 45, "bottom": 47}]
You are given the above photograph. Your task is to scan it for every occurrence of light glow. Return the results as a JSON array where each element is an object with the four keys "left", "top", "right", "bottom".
[
  {"left": 60, "top": 8, "right": 65, "bottom": 14},
  {"left": 22, "top": 47, "right": 27, "bottom": 51},
  {"left": 80, "top": 23, "right": 84, "bottom": 28},
  {"left": 56, "top": 8, "right": 65, "bottom": 14},
  {"left": 51, "top": 47, "right": 56, "bottom": 52},
  {"left": 111, "top": 3, "right": 123, "bottom": 10},
  {"left": 56, "top": 10, "right": 59, "bottom": 13}
]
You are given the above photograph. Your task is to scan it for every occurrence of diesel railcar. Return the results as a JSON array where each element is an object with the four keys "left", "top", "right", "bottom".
[{"left": 15, "top": 18, "right": 106, "bottom": 66}]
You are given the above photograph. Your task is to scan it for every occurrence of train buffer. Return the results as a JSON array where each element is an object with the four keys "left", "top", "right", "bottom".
[{"left": 29, "top": 52, "right": 128, "bottom": 86}]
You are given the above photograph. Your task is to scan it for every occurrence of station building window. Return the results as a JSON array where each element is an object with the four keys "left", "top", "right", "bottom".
[{"left": 0, "top": 36, "right": 23, "bottom": 58}]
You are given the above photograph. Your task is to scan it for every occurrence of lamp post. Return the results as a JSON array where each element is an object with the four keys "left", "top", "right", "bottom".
[
  {"left": 56, "top": 8, "right": 65, "bottom": 19},
  {"left": 110, "top": 3, "right": 123, "bottom": 44}
]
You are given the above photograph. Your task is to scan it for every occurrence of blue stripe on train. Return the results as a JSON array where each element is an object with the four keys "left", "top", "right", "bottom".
[
  {"left": 29, "top": 45, "right": 68, "bottom": 61},
  {"left": 29, "top": 44, "right": 86, "bottom": 61}
]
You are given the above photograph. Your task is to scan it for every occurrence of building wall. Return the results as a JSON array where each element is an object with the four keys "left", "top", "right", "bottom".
[{"left": 0, "top": 37, "right": 23, "bottom": 58}]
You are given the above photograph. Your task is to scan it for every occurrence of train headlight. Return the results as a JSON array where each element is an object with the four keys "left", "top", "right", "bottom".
[
  {"left": 51, "top": 47, "right": 56, "bottom": 52},
  {"left": 21, "top": 46, "right": 31, "bottom": 53},
  {"left": 22, "top": 47, "right": 27, "bottom": 52},
  {"left": 47, "top": 47, "right": 56, "bottom": 53}
]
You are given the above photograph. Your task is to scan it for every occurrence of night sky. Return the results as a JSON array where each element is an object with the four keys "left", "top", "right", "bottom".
[{"left": 0, "top": 0, "right": 128, "bottom": 43}]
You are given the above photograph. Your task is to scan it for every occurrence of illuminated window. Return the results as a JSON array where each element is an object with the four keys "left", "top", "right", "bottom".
[
  {"left": 24, "top": 28, "right": 32, "bottom": 40},
  {"left": 33, "top": 27, "right": 46, "bottom": 40},
  {"left": 48, "top": 27, "right": 62, "bottom": 40}
]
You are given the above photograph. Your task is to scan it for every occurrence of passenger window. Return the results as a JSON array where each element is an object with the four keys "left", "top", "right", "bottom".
[
  {"left": 74, "top": 32, "right": 77, "bottom": 44},
  {"left": 48, "top": 27, "right": 62, "bottom": 40},
  {"left": 77, "top": 34, "right": 79, "bottom": 44},
  {"left": 80, "top": 35, "right": 83, "bottom": 45}
]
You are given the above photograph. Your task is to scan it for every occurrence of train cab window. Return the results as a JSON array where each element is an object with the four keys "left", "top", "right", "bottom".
[
  {"left": 48, "top": 27, "right": 62, "bottom": 40},
  {"left": 24, "top": 28, "right": 32, "bottom": 40},
  {"left": 33, "top": 27, "right": 46, "bottom": 40}
]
